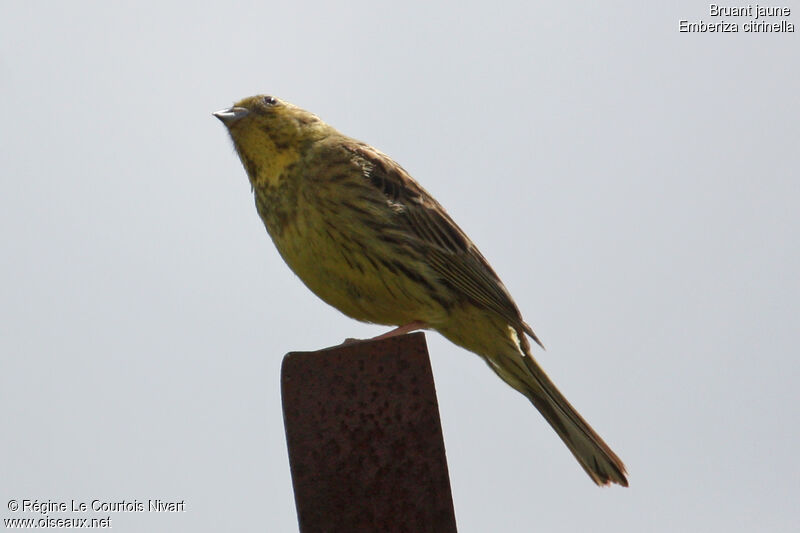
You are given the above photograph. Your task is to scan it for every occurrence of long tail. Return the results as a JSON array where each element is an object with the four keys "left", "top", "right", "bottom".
[{"left": 486, "top": 338, "right": 628, "bottom": 486}]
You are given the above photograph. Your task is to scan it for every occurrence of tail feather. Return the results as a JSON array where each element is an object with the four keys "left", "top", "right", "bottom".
[
  {"left": 438, "top": 318, "right": 627, "bottom": 486},
  {"left": 487, "top": 339, "right": 628, "bottom": 486},
  {"left": 520, "top": 354, "right": 628, "bottom": 486}
]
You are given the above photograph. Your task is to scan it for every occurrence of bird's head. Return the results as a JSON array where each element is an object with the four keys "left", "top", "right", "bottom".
[{"left": 214, "top": 95, "right": 329, "bottom": 187}]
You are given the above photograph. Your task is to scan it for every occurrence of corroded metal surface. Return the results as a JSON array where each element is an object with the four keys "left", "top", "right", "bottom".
[{"left": 281, "top": 332, "right": 457, "bottom": 533}]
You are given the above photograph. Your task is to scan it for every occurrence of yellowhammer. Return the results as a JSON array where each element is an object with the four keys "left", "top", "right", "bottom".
[{"left": 214, "top": 95, "right": 627, "bottom": 486}]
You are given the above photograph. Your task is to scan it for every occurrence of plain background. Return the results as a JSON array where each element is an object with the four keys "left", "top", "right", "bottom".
[{"left": 2, "top": 1, "right": 798, "bottom": 531}]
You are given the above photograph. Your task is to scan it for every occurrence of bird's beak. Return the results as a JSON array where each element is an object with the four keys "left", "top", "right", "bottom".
[{"left": 213, "top": 106, "right": 249, "bottom": 125}]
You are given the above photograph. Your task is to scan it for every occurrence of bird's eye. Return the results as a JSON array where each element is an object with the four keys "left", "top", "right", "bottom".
[{"left": 263, "top": 96, "right": 278, "bottom": 106}]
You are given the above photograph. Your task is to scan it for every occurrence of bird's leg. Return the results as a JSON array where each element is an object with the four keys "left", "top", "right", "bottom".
[
  {"left": 371, "top": 321, "right": 429, "bottom": 340},
  {"left": 340, "top": 321, "right": 428, "bottom": 345}
]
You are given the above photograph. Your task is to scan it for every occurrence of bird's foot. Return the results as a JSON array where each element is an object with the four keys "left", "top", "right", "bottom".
[
  {"left": 371, "top": 321, "right": 428, "bottom": 340},
  {"left": 340, "top": 321, "right": 428, "bottom": 345}
]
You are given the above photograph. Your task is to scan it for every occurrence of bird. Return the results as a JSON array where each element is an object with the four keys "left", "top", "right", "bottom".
[{"left": 214, "top": 95, "right": 627, "bottom": 486}]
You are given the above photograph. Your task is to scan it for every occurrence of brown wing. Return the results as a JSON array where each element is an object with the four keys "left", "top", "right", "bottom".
[{"left": 345, "top": 142, "right": 543, "bottom": 349}]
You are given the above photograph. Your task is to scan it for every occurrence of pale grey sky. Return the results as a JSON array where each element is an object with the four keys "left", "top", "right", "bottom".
[{"left": 1, "top": 1, "right": 798, "bottom": 532}]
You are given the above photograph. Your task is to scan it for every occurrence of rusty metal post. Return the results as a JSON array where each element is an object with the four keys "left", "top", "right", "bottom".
[{"left": 281, "top": 332, "right": 458, "bottom": 532}]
